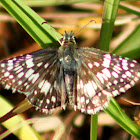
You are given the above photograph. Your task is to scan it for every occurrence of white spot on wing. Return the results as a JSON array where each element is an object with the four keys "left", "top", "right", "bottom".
[
  {"left": 1, "top": 63, "right": 5, "bottom": 67},
  {"left": 102, "top": 90, "right": 112, "bottom": 97},
  {"left": 87, "top": 109, "right": 94, "bottom": 114},
  {"left": 26, "top": 58, "right": 34, "bottom": 68},
  {"left": 86, "top": 99, "right": 89, "bottom": 104},
  {"left": 81, "top": 108, "right": 86, "bottom": 113},
  {"left": 38, "top": 80, "right": 45, "bottom": 88},
  {"left": 102, "top": 68, "right": 111, "bottom": 78},
  {"left": 32, "top": 73, "right": 39, "bottom": 83},
  {"left": 113, "top": 80, "right": 118, "bottom": 85},
  {"left": 112, "top": 90, "right": 119, "bottom": 96},
  {"left": 4, "top": 72, "right": 10, "bottom": 77},
  {"left": 125, "top": 84, "right": 131, "bottom": 89},
  {"left": 7, "top": 66, "right": 13, "bottom": 71},
  {"left": 25, "top": 69, "right": 34, "bottom": 78},
  {"left": 125, "top": 71, "right": 132, "bottom": 77},
  {"left": 112, "top": 71, "right": 119, "bottom": 78},
  {"left": 28, "top": 73, "right": 40, "bottom": 83},
  {"left": 17, "top": 72, "right": 24, "bottom": 78},
  {"left": 18, "top": 80, "right": 22, "bottom": 85},
  {"left": 2, "top": 69, "right": 5, "bottom": 73},
  {"left": 8, "top": 60, "right": 13, "bottom": 63},
  {"left": 122, "top": 74, "right": 127, "bottom": 79},
  {"left": 5, "top": 84, "right": 10, "bottom": 90},
  {"left": 51, "top": 96, "right": 56, "bottom": 102},
  {"left": 37, "top": 62, "right": 43, "bottom": 67},
  {"left": 122, "top": 59, "right": 128, "bottom": 64},
  {"left": 134, "top": 77, "right": 139, "bottom": 82},
  {"left": 122, "top": 65, "right": 128, "bottom": 70},
  {"left": 7, "top": 61, "right": 13, "bottom": 66},
  {"left": 113, "top": 65, "right": 122, "bottom": 73},
  {"left": 130, "top": 63, "right": 135, "bottom": 67},
  {"left": 77, "top": 80, "right": 84, "bottom": 89},
  {"left": 96, "top": 72, "right": 104, "bottom": 83},
  {"left": 81, "top": 97, "right": 85, "bottom": 103},
  {"left": 41, "top": 80, "right": 51, "bottom": 94},
  {"left": 14, "top": 66, "right": 22, "bottom": 71},
  {"left": 102, "top": 58, "right": 111, "bottom": 68},
  {"left": 104, "top": 54, "right": 111, "bottom": 59},
  {"left": 44, "top": 63, "right": 49, "bottom": 68},
  {"left": 130, "top": 80, "right": 135, "bottom": 86},
  {"left": 94, "top": 62, "right": 100, "bottom": 67},
  {"left": 13, "top": 58, "right": 17, "bottom": 61},
  {"left": 16, "top": 67, "right": 23, "bottom": 73},
  {"left": 119, "top": 87, "right": 125, "bottom": 92},
  {"left": 91, "top": 96, "right": 100, "bottom": 105},
  {"left": 9, "top": 75, "right": 14, "bottom": 79},
  {"left": 34, "top": 90, "right": 37, "bottom": 95},
  {"left": 26, "top": 54, "right": 32, "bottom": 59},
  {"left": 120, "top": 78, "right": 124, "bottom": 82},
  {"left": 88, "top": 63, "right": 93, "bottom": 68},
  {"left": 91, "top": 81, "right": 97, "bottom": 90},
  {"left": 119, "top": 57, "right": 122, "bottom": 60},
  {"left": 84, "top": 81, "right": 96, "bottom": 97},
  {"left": 46, "top": 99, "right": 50, "bottom": 104}
]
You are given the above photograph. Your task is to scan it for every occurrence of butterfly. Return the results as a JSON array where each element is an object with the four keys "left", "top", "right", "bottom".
[{"left": 0, "top": 31, "right": 140, "bottom": 115}]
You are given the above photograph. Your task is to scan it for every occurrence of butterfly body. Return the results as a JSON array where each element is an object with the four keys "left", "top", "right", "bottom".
[
  {"left": 58, "top": 32, "right": 78, "bottom": 107},
  {"left": 0, "top": 31, "right": 140, "bottom": 115}
]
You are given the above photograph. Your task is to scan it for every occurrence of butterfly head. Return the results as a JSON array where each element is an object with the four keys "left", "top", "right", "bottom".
[{"left": 60, "top": 31, "right": 76, "bottom": 46}]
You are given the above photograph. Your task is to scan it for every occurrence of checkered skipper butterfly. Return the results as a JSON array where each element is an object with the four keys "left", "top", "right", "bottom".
[{"left": 0, "top": 31, "right": 140, "bottom": 115}]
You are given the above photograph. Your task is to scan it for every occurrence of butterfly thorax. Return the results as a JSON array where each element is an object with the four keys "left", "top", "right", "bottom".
[
  {"left": 58, "top": 31, "right": 78, "bottom": 105},
  {"left": 58, "top": 31, "right": 78, "bottom": 70}
]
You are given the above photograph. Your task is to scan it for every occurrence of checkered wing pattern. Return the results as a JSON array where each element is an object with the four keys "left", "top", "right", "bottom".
[
  {"left": 0, "top": 49, "right": 67, "bottom": 113},
  {"left": 0, "top": 31, "right": 140, "bottom": 115},
  {"left": 75, "top": 48, "right": 140, "bottom": 114}
]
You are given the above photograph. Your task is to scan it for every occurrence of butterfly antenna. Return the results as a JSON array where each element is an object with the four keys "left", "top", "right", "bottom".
[
  {"left": 42, "top": 21, "right": 62, "bottom": 45},
  {"left": 75, "top": 20, "right": 96, "bottom": 36}
]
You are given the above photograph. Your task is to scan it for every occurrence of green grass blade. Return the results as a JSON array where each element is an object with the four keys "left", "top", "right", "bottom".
[
  {"left": 104, "top": 98, "right": 140, "bottom": 139},
  {"left": 13, "top": 0, "right": 103, "bottom": 7},
  {"left": 99, "top": 0, "right": 120, "bottom": 51},
  {"left": 119, "top": 3, "right": 140, "bottom": 16},
  {"left": 113, "top": 25, "right": 140, "bottom": 59},
  {"left": 0, "top": 96, "right": 43, "bottom": 140},
  {"left": 90, "top": 114, "right": 98, "bottom": 140},
  {"left": 97, "top": 0, "right": 140, "bottom": 139},
  {"left": 0, "top": 0, "right": 61, "bottom": 48},
  {"left": 91, "top": 0, "right": 121, "bottom": 139}
]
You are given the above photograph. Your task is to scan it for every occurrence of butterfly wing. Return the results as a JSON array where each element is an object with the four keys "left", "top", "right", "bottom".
[
  {"left": 75, "top": 48, "right": 140, "bottom": 114},
  {"left": 0, "top": 49, "right": 67, "bottom": 113}
]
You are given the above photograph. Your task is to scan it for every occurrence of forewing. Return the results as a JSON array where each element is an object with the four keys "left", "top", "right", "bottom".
[
  {"left": 75, "top": 48, "right": 140, "bottom": 114},
  {"left": 0, "top": 49, "right": 66, "bottom": 113}
]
